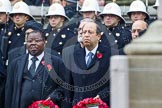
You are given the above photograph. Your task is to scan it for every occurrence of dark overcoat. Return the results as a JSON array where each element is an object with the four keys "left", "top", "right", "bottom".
[
  {"left": 63, "top": 43, "right": 111, "bottom": 107},
  {"left": 5, "top": 52, "right": 65, "bottom": 108}
]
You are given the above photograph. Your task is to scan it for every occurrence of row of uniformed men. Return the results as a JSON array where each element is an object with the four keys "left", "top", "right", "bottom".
[{"left": 0, "top": 0, "right": 159, "bottom": 61}]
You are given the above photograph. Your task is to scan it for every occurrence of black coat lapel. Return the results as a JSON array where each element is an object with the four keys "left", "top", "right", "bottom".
[
  {"left": 74, "top": 44, "right": 87, "bottom": 69},
  {"left": 15, "top": 54, "right": 28, "bottom": 107}
]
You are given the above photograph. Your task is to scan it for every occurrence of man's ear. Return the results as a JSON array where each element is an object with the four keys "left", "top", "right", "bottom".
[
  {"left": 25, "top": 15, "right": 30, "bottom": 21},
  {"left": 97, "top": 32, "right": 103, "bottom": 40}
]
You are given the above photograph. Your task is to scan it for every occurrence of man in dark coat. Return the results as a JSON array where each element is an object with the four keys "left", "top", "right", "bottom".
[
  {"left": 62, "top": 21, "right": 111, "bottom": 107},
  {"left": 5, "top": 30, "right": 65, "bottom": 108}
]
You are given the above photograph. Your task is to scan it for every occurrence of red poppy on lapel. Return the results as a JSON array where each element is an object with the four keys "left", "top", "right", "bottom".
[
  {"left": 41, "top": 60, "right": 52, "bottom": 72},
  {"left": 41, "top": 61, "right": 45, "bottom": 65},
  {"left": 96, "top": 51, "right": 103, "bottom": 59},
  {"left": 47, "top": 64, "right": 52, "bottom": 72}
]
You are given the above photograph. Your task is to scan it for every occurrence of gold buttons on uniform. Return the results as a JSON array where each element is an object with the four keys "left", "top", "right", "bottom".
[
  {"left": 8, "top": 41, "right": 11, "bottom": 44},
  {"left": 115, "top": 40, "right": 118, "bottom": 43},
  {"left": 116, "top": 33, "right": 120, "bottom": 37},
  {"left": 46, "top": 33, "right": 49, "bottom": 37},
  {"left": 61, "top": 34, "right": 66, "bottom": 38},
  {"left": 59, "top": 42, "right": 63, "bottom": 45},
  {"left": 17, "top": 33, "right": 20, "bottom": 36},
  {"left": 8, "top": 32, "right": 12, "bottom": 36},
  {"left": 58, "top": 52, "right": 61, "bottom": 55},
  {"left": 57, "top": 29, "right": 61, "bottom": 32}
]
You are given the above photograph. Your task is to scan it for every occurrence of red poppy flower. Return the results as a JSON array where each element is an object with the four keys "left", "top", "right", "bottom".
[
  {"left": 47, "top": 64, "right": 52, "bottom": 71},
  {"left": 41, "top": 61, "right": 45, "bottom": 65},
  {"left": 97, "top": 52, "right": 103, "bottom": 59}
]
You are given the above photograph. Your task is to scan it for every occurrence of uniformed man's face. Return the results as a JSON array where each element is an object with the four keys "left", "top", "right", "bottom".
[
  {"left": 82, "top": 11, "right": 96, "bottom": 19},
  {"left": 26, "top": 31, "right": 45, "bottom": 56},
  {"left": 0, "top": 13, "right": 7, "bottom": 23},
  {"left": 103, "top": 14, "right": 120, "bottom": 28},
  {"left": 13, "top": 13, "right": 29, "bottom": 27},
  {"left": 130, "top": 12, "right": 146, "bottom": 23},
  {"left": 49, "top": 15, "right": 65, "bottom": 29},
  {"left": 82, "top": 22, "right": 101, "bottom": 50}
]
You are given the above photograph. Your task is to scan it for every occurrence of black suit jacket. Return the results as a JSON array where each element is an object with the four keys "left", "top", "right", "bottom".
[
  {"left": 5, "top": 52, "right": 65, "bottom": 108},
  {"left": 63, "top": 43, "right": 111, "bottom": 107}
]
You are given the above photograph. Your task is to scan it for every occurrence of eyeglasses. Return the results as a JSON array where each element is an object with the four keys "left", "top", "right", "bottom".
[{"left": 26, "top": 39, "right": 44, "bottom": 43}]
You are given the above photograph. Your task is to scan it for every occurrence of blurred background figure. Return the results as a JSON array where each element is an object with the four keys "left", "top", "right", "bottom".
[
  {"left": 9, "top": 0, "right": 21, "bottom": 6},
  {"left": 153, "top": 0, "right": 159, "bottom": 10},
  {"left": 97, "top": 0, "right": 106, "bottom": 6},
  {"left": 64, "top": 0, "right": 77, "bottom": 19},
  {"left": 0, "top": 0, "right": 12, "bottom": 106},
  {"left": 0, "top": 0, "right": 12, "bottom": 56},
  {"left": 131, "top": 20, "right": 148, "bottom": 40},
  {"left": 153, "top": 0, "right": 159, "bottom": 20},
  {"left": 24, "top": 0, "right": 50, "bottom": 6},
  {"left": 50, "top": 0, "right": 62, "bottom": 5}
]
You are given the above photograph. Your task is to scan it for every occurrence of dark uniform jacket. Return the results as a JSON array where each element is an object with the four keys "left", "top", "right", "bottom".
[
  {"left": 7, "top": 24, "right": 26, "bottom": 52},
  {"left": 24, "top": 0, "right": 50, "bottom": 6},
  {"left": 0, "top": 51, "right": 5, "bottom": 108},
  {"left": 5, "top": 52, "right": 65, "bottom": 108},
  {"left": 62, "top": 43, "right": 111, "bottom": 107},
  {"left": 45, "top": 25, "right": 75, "bottom": 55}
]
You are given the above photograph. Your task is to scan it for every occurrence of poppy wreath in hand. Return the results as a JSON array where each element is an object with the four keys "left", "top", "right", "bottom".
[
  {"left": 28, "top": 100, "right": 59, "bottom": 108},
  {"left": 73, "top": 97, "right": 109, "bottom": 108}
]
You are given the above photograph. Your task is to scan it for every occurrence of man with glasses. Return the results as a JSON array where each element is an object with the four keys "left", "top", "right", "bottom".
[{"left": 5, "top": 28, "right": 65, "bottom": 108}]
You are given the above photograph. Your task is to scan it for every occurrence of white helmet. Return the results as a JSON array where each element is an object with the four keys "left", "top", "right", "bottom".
[
  {"left": 153, "top": 0, "right": 159, "bottom": 9},
  {"left": 10, "top": 1, "right": 34, "bottom": 20},
  {"left": 127, "top": 0, "right": 149, "bottom": 20},
  {"left": 0, "top": 0, "right": 11, "bottom": 13},
  {"left": 80, "top": 0, "right": 100, "bottom": 13},
  {"left": 46, "top": 3, "right": 69, "bottom": 20},
  {"left": 100, "top": 2, "right": 125, "bottom": 24}
]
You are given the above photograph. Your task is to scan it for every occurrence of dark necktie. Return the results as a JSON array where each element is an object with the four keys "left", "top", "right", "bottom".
[
  {"left": 29, "top": 56, "right": 38, "bottom": 76},
  {"left": 87, "top": 52, "right": 93, "bottom": 67}
]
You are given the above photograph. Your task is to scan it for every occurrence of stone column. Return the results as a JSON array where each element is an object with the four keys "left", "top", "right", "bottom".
[
  {"left": 111, "top": 56, "right": 129, "bottom": 108},
  {"left": 124, "top": 19, "right": 162, "bottom": 108}
]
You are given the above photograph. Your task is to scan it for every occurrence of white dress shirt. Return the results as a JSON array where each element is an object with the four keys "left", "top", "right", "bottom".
[
  {"left": 28, "top": 52, "right": 44, "bottom": 71},
  {"left": 85, "top": 44, "right": 98, "bottom": 64}
]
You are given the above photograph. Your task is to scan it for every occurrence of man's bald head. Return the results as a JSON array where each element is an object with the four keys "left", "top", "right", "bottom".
[{"left": 131, "top": 20, "right": 148, "bottom": 39}]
